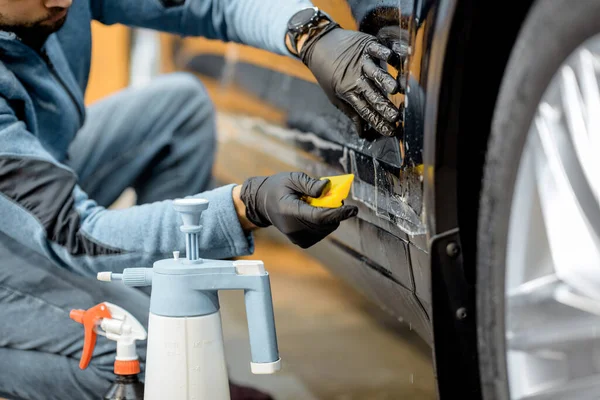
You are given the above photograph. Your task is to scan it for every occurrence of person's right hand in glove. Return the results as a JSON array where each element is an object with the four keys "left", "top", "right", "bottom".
[
  {"left": 286, "top": 14, "right": 402, "bottom": 139},
  {"left": 232, "top": 172, "right": 358, "bottom": 249}
]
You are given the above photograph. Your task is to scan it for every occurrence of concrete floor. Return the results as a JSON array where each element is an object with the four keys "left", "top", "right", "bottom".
[{"left": 220, "top": 230, "right": 437, "bottom": 400}]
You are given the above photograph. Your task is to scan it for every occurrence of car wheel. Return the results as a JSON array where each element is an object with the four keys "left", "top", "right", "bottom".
[{"left": 477, "top": 1, "right": 600, "bottom": 399}]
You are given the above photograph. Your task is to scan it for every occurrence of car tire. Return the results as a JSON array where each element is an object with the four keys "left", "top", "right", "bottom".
[{"left": 476, "top": 1, "right": 600, "bottom": 399}]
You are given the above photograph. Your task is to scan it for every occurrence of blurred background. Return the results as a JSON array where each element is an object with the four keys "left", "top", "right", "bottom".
[{"left": 86, "top": 1, "right": 435, "bottom": 396}]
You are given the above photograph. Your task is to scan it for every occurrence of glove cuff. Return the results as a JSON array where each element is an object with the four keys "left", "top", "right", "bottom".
[
  {"left": 240, "top": 177, "right": 272, "bottom": 228},
  {"left": 298, "top": 22, "right": 341, "bottom": 64}
]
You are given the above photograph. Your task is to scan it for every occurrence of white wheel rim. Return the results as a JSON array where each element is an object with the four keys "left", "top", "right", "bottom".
[{"left": 506, "top": 33, "right": 600, "bottom": 399}]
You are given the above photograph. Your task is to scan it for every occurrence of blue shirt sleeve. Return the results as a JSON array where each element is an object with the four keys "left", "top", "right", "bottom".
[
  {"left": 0, "top": 97, "right": 254, "bottom": 276},
  {"left": 90, "top": 0, "right": 315, "bottom": 56}
]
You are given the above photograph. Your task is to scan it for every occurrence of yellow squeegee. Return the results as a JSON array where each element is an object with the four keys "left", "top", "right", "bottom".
[{"left": 304, "top": 174, "right": 354, "bottom": 208}]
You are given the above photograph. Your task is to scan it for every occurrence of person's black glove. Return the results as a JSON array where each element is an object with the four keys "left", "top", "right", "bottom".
[
  {"left": 299, "top": 25, "right": 402, "bottom": 138},
  {"left": 240, "top": 172, "right": 358, "bottom": 249}
]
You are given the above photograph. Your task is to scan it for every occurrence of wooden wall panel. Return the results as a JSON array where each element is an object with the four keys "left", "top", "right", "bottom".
[{"left": 84, "top": 21, "right": 130, "bottom": 106}]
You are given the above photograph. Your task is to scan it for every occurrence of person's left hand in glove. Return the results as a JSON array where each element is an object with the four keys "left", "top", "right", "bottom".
[
  {"left": 285, "top": 7, "right": 403, "bottom": 139},
  {"left": 232, "top": 172, "right": 358, "bottom": 249}
]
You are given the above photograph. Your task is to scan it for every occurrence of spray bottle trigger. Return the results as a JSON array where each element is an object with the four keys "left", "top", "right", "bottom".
[
  {"left": 69, "top": 303, "right": 112, "bottom": 370},
  {"left": 101, "top": 302, "right": 147, "bottom": 348},
  {"left": 101, "top": 302, "right": 147, "bottom": 375}
]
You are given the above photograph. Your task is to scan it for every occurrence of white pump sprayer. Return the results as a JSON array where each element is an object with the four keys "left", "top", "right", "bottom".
[{"left": 97, "top": 197, "right": 281, "bottom": 400}]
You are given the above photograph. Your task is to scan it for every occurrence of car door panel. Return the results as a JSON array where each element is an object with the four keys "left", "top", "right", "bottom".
[{"left": 160, "top": 0, "right": 432, "bottom": 344}]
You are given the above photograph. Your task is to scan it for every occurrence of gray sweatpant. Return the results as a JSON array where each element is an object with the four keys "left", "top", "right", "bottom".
[{"left": 0, "top": 72, "right": 216, "bottom": 400}]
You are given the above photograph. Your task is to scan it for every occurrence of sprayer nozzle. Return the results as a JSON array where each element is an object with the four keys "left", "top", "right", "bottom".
[
  {"left": 97, "top": 272, "right": 123, "bottom": 282},
  {"left": 97, "top": 272, "right": 112, "bottom": 282}
]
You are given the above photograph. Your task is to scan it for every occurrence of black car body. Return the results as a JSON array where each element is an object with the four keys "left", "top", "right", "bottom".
[{"left": 160, "top": 1, "right": 600, "bottom": 398}]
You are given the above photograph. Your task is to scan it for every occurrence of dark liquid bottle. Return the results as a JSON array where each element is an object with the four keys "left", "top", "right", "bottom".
[{"left": 103, "top": 374, "right": 144, "bottom": 400}]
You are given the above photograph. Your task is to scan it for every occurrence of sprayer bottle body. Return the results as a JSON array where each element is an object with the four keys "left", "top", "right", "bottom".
[
  {"left": 104, "top": 375, "right": 145, "bottom": 400},
  {"left": 144, "top": 311, "right": 230, "bottom": 400}
]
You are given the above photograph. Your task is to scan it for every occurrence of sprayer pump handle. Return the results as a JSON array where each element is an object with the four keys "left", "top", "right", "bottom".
[{"left": 69, "top": 303, "right": 112, "bottom": 370}]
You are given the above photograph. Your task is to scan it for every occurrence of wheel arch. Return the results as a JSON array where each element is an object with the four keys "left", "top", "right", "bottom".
[{"left": 421, "top": 0, "right": 536, "bottom": 397}]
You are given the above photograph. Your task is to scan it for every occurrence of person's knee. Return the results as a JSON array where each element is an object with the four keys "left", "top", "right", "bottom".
[
  {"left": 164, "top": 72, "right": 214, "bottom": 110},
  {"left": 135, "top": 72, "right": 217, "bottom": 196},
  {"left": 164, "top": 72, "right": 216, "bottom": 142},
  {"left": 166, "top": 73, "right": 217, "bottom": 171}
]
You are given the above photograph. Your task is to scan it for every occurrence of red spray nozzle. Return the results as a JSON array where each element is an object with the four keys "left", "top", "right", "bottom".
[{"left": 69, "top": 303, "right": 112, "bottom": 370}]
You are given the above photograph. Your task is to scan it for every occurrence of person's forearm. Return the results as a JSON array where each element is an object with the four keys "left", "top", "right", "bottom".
[
  {"left": 92, "top": 0, "right": 315, "bottom": 57},
  {"left": 232, "top": 184, "right": 258, "bottom": 232},
  {"left": 285, "top": 19, "right": 331, "bottom": 56}
]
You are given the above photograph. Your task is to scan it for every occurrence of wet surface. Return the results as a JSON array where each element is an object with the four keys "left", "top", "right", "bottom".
[
  {"left": 213, "top": 113, "right": 432, "bottom": 344},
  {"left": 215, "top": 113, "right": 425, "bottom": 237},
  {"left": 167, "top": 0, "right": 427, "bottom": 239},
  {"left": 220, "top": 232, "right": 437, "bottom": 399},
  {"left": 409, "top": 242, "right": 432, "bottom": 312}
]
